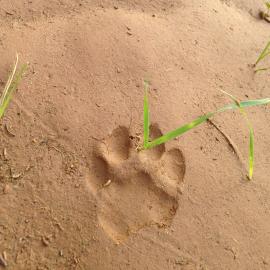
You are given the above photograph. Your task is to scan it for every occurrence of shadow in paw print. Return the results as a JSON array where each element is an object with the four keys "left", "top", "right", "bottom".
[{"left": 87, "top": 125, "right": 186, "bottom": 243}]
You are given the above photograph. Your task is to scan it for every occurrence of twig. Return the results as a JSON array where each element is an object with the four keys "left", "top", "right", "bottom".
[{"left": 207, "top": 119, "right": 244, "bottom": 165}]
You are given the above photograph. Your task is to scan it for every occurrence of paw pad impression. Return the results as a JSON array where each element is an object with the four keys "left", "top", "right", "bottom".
[{"left": 87, "top": 125, "right": 186, "bottom": 243}]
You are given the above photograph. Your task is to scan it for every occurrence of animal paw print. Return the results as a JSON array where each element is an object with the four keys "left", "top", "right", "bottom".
[{"left": 87, "top": 125, "right": 186, "bottom": 243}]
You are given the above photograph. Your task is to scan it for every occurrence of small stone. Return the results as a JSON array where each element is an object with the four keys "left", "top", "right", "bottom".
[
  {"left": 3, "top": 148, "right": 7, "bottom": 160},
  {"left": 11, "top": 172, "right": 22, "bottom": 179},
  {"left": 103, "top": 179, "right": 111, "bottom": 187},
  {"left": 3, "top": 184, "right": 10, "bottom": 194}
]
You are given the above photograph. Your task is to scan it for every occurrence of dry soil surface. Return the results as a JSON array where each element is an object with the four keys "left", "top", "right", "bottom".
[{"left": 0, "top": 0, "right": 270, "bottom": 269}]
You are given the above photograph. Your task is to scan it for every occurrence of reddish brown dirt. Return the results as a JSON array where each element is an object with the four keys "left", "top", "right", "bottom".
[{"left": 0, "top": 1, "right": 270, "bottom": 269}]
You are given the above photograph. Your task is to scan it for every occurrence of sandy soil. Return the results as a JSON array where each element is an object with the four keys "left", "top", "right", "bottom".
[{"left": 0, "top": 0, "right": 270, "bottom": 269}]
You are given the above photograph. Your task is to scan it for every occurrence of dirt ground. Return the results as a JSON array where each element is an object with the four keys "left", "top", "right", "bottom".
[{"left": 0, "top": 0, "right": 270, "bottom": 269}]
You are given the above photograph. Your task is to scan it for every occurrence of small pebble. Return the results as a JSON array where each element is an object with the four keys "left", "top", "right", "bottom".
[{"left": 3, "top": 185, "right": 11, "bottom": 194}]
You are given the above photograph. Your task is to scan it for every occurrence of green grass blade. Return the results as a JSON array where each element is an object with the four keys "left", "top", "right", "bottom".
[
  {"left": 254, "top": 67, "right": 270, "bottom": 73},
  {"left": 0, "top": 65, "right": 27, "bottom": 119},
  {"left": 239, "top": 98, "right": 270, "bottom": 107},
  {"left": 218, "top": 95, "right": 264, "bottom": 179},
  {"left": 220, "top": 90, "right": 255, "bottom": 180},
  {"left": 219, "top": 89, "right": 240, "bottom": 106},
  {"left": 249, "top": 129, "right": 254, "bottom": 180},
  {"left": 255, "top": 41, "right": 270, "bottom": 66},
  {"left": 145, "top": 112, "right": 215, "bottom": 149},
  {"left": 1, "top": 54, "right": 19, "bottom": 106},
  {"left": 143, "top": 80, "right": 150, "bottom": 148},
  {"left": 218, "top": 98, "right": 270, "bottom": 112},
  {"left": 0, "top": 55, "right": 27, "bottom": 119}
]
